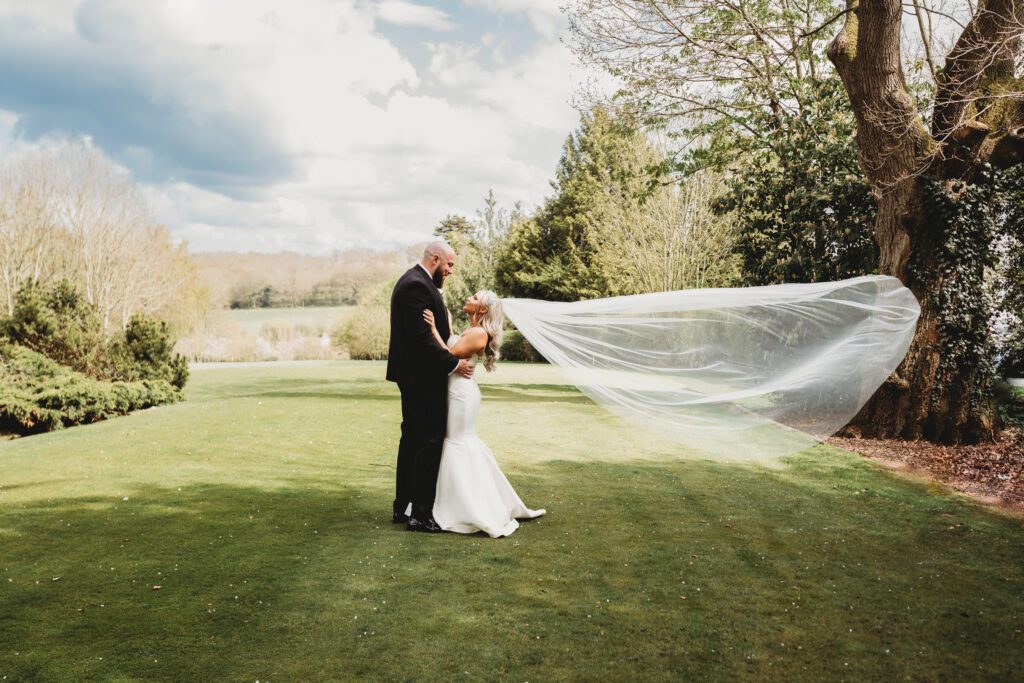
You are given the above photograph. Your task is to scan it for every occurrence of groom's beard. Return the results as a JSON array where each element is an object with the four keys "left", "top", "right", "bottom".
[{"left": 432, "top": 268, "right": 445, "bottom": 289}]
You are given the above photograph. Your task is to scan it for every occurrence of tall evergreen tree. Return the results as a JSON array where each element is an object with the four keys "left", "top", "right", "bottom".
[{"left": 496, "top": 107, "right": 651, "bottom": 301}]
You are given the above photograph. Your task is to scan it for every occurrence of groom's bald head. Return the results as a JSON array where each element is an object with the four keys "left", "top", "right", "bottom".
[
  {"left": 422, "top": 239, "right": 453, "bottom": 262},
  {"left": 421, "top": 239, "right": 456, "bottom": 287}
]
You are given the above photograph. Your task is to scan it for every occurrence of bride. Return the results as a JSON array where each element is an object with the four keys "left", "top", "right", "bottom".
[{"left": 422, "top": 290, "right": 545, "bottom": 537}]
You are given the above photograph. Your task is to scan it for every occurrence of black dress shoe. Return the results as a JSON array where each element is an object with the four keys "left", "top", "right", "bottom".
[
  {"left": 406, "top": 515, "right": 443, "bottom": 533},
  {"left": 392, "top": 511, "right": 409, "bottom": 524}
]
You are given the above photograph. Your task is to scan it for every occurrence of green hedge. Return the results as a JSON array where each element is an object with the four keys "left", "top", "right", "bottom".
[
  {"left": 0, "top": 343, "right": 181, "bottom": 436},
  {"left": 501, "top": 329, "right": 547, "bottom": 363}
]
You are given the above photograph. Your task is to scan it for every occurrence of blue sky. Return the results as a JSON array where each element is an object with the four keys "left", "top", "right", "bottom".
[{"left": 0, "top": 0, "right": 591, "bottom": 253}]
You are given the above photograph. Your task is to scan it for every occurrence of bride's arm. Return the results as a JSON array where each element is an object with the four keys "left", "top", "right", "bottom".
[
  {"left": 422, "top": 310, "right": 448, "bottom": 350},
  {"left": 421, "top": 311, "right": 487, "bottom": 359}
]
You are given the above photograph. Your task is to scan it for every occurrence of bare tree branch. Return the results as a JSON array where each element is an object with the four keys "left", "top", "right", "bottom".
[{"left": 933, "top": 0, "right": 1024, "bottom": 140}]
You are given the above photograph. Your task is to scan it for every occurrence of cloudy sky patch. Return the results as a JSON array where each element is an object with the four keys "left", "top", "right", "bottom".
[{"left": 0, "top": 0, "right": 589, "bottom": 253}]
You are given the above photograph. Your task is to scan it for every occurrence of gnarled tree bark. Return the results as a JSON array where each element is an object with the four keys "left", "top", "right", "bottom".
[{"left": 829, "top": 0, "right": 1024, "bottom": 442}]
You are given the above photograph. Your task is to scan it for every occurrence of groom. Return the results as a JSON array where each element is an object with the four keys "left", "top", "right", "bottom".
[{"left": 386, "top": 240, "right": 474, "bottom": 532}]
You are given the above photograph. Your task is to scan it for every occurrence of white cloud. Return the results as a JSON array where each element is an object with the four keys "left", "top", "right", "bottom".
[
  {"left": 376, "top": 0, "right": 456, "bottom": 31},
  {"left": 427, "top": 42, "right": 491, "bottom": 88},
  {"left": 443, "top": 42, "right": 581, "bottom": 132},
  {"left": 0, "top": 1, "right": 592, "bottom": 253}
]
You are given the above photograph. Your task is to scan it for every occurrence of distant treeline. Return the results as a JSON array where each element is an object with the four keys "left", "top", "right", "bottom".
[{"left": 193, "top": 248, "right": 417, "bottom": 310}]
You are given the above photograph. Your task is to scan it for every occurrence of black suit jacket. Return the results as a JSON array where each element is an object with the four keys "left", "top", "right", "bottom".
[{"left": 386, "top": 265, "right": 459, "bottom": 385}]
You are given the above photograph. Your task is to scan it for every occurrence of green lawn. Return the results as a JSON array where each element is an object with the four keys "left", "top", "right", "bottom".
[
  {"left": 1, "top": 362, "right": 1021, "bottom": 681},
  {"left": 225, "top": 306, "right": 355, "bottom": 335}
]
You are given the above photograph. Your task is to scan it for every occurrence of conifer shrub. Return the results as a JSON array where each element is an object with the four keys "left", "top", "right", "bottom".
[
  {"left": 0, "top": 343, "right": 179, "bottom": 435},
  {"left": 0, "top": 280, "right": 187, "bottom": 435}
]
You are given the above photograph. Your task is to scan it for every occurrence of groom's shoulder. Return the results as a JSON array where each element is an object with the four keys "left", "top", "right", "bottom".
[
  {"left": 394, "top": 267, "right": 432, "bottom": 297},
  {"left": 395, "top": 266, "right": 423, "bottom": 288}
]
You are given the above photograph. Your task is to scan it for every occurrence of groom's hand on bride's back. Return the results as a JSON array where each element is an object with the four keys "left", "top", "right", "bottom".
[{"left": 456, "top": 357, "right": 475, "bottom": 378}]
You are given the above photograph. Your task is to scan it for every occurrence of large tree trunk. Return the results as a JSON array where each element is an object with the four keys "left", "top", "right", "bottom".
[
  {"left": 828, "top": 0, "right": 1024, "bottom": 443},
  {"left": 850, "top": 305, "right": 999, "bottom": 441}
]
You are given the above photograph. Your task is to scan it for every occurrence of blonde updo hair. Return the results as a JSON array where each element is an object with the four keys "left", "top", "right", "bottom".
[{"left": 475, "top": 290, "right": 503, "bottom": 372}]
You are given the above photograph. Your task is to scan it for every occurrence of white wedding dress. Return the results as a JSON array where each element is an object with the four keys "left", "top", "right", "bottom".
[{"left": 432, "top": 334, "right": 545, "bottom": 537}]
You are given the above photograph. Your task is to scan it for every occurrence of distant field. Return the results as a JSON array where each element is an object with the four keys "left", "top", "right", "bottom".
[{"left": 225, "top": 306, "right": 356, "bottom": 335}]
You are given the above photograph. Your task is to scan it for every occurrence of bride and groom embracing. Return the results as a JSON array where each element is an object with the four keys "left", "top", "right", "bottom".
[
  {"left": 385, "top": 240, "right": 545, "bottom": 537},
  {"left": 382, "top": 237, "right": 922, "bottom": 533}
]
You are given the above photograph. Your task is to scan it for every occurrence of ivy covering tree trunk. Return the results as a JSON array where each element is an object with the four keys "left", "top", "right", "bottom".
[{"left": 828, "top": 0, "right": 1024, "bottom": 442}]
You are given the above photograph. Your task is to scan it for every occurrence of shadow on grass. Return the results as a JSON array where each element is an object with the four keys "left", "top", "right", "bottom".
[
  {"left": 0, "top": 479, "right": 77, "bottom": 493},
  {"left": 207, "top": 382, "right": 594, "bottom": 407},
  {"left": 248, "top": 388, "right": 595, "bottom": 406},
  {"left": 1, "top": 459, "right": 1022, "bottom": 681},
  {"left": 187, "top": 375, "right": 387, "bottom": 402},
  {"left": 479, "top": 385, "right": 593, "bottom": 404},
  {"left": 255, "top": 390, "right": 397, "bottom": 401}
]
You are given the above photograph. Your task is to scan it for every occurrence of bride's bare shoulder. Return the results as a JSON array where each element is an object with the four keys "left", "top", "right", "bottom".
[{"left": 460, "top": 326, "right": 488, "bottom": 344}]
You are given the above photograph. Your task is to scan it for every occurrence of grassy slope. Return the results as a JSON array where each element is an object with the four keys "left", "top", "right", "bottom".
[{"left": 0, "top": 362, "right": 1021, "bottom": 681}]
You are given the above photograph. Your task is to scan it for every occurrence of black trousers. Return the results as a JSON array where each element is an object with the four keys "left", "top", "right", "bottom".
[{"left": 395, "top": 380, "right": 448, "bottom": 516}]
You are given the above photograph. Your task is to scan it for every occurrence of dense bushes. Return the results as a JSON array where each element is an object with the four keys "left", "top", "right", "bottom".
[
  {"left": 500, "top": 330, "right": 546, "bottom": 363},
  {"left": 2, "top": 280, "right": 188, "bottom": 390},
  {"left": 1, "top": 280, "right": 107, "bottom": 375},
  {"left": 0, "top": 280, "right": 187, "bottom": 435},
  {"left": 113, "top": 315, "right": 189, "bottom": 389},
  {"left": 0, "top": 343, "right": 180, "bottom": 435},
  {"left": 332, "top": 281, "right": 391, "bottom": 360},
  {"left": 334, "top": 307, "right": 389, "bottom": 360},
  {"left": 712, "top": 80, "right": 879, "bottom": 286}
]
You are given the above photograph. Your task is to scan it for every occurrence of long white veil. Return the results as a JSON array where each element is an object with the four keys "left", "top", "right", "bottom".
[{"left": 501, "top": 275, "right": 920, "bottom": 459}]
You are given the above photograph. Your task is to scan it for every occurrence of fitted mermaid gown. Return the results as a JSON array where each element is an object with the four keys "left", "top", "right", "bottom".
[{"left": 432, "top": 335, "right": 545, "bottom": 537}]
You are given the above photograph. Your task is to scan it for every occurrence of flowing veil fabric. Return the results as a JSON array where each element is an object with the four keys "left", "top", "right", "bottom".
[{"left": 502, "top": 275, "right": 920, "bottom": 459}]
